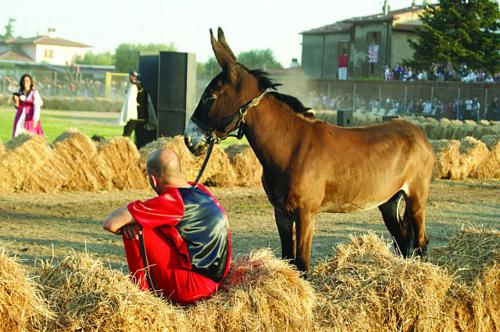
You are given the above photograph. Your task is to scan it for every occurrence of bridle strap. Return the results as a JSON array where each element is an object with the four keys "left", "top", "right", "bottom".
[
  {"left": 191, "top": 88, "right": 273, "bottom": 184},
  {"left": 191, "top": 88, "right": 273, "bottom": 141}
]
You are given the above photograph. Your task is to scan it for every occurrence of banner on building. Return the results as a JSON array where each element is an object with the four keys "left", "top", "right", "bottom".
[{"left": 368, "top": 44, "right": 379, "bottom": 63}]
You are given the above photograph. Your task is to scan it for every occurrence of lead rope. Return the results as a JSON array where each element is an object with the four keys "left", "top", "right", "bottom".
[
  {"left": 194, "top": 137, "right": 216, "bottom": 185},
  {"left": 193, "top": 88, "right": 273, "bottom": 185}
]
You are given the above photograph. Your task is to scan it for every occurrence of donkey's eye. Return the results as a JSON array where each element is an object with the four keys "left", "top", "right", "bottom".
[{"left": 203, "top": 94, "right": 217, "bottom": 104}]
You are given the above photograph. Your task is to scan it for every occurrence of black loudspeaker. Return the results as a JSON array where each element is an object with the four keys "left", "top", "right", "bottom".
[
  {"left": 138, "top": 54, "right": 159, "bottom": 110},
  {"left": 157, "top": 52, "right": 197, "bottom": 137},
  {"left": 337, "top": 109, "right": 353, "bottom": 127}
]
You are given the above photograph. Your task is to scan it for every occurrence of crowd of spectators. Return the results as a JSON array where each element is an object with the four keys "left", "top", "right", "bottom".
[
  {"left": 384, "top": 62, "right": 498, "bottom": 83},
  {"left": 308, "top": 90, "right": 500, "bottom": 121}
]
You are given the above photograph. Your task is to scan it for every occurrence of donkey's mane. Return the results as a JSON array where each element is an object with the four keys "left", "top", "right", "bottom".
[{"left": 249, "top": 69, "right": 310, "bottom": 115}]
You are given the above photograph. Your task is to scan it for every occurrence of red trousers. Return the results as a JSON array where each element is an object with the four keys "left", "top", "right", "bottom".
[{"left": 123, "top": 227, "right": 220, "bottom": 304}]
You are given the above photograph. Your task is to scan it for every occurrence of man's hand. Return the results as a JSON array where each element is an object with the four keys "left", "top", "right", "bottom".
[
  {"left": 121, "top": 223, "right": 142, "bottom": 240},
  {"left": 33, "top": 121, "right": 38, "bottom": 129}
]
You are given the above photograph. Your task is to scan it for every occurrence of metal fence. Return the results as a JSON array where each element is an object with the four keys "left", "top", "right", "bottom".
[
  {"left": 0, "top": 67, "right": 129, "bottom": 100},
  {"left": 278, "top": 79, "right": 500, "bottom": 121}
]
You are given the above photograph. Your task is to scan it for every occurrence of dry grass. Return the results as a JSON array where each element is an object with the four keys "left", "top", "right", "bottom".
[
  {"left": 431, "top": 139, "right": 461, "bottom": 179},
  {"left": 0, "top": 248, "right": 54, "bottom": 332},
  {"left": 0, "top": 226, "right": 498, "bottom": 331},
  {"left": 186, "top": 249, "right": 315, "bottom": 331},
  {"left": 432, "top": 137, "right": 496, "bottom": 180},
  {"left": 225, "top": 144, "right": 262, "bottom": 187},
  {"left": 457, "top": 136, "right": 490, "bottom": 180},
  {"left": 427, "top": 227, "right": 499, "bottom": 285},
  {"left": 0, "top": 135, "right": 54, "bottom": 193},
  {"left": 429, "top": 227, "right": 500, "bottom": 331},
  {"left": 33, "top": 249, "right": 314, "bottom": 332},
  {"left": 312, "top": 234, "right": 452, "bottom": 332},
  {"left": 98, "top": 137, "right": 148, "bottom": 190},
  {"left": 52, "top": 130, "right": 113, "bottom": 191},
  {"left": 472, "top": 135, "right": 500, "bottom": 179},
  {"left": 37, "top": 252, "right": 187, "bottom": 332}
]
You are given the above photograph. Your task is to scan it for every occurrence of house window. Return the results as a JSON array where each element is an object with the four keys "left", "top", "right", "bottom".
[
  {"left": 366, "top": 31, "right": 381, "bottom": 44},
  {"left": 44, "top": 49, "right": 54, "bottom": 59}
]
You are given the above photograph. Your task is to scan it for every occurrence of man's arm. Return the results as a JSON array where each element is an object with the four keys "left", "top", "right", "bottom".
[{"left": 103, "top": 206, "right": 135, "bottom": 234}]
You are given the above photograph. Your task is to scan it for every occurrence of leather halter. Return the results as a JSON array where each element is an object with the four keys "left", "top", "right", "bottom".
[
  {"left": 191, "top": 88, "right": 273, "bottom": 142},
  {"left": 191, "top": 88, "right": 273, "bottom": 185}
]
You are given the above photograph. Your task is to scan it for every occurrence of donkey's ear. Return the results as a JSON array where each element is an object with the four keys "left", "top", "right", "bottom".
[
  {"left": 217, "top": 27, "right": 236, "bottom": 60},
  {"left": 210, "top": 28, "right": 236, "bottom": 72}
]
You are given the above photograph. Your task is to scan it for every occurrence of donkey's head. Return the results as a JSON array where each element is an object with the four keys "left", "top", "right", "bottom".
[{"left": 184, "top": 28, "right": 261, "bottom": 155}]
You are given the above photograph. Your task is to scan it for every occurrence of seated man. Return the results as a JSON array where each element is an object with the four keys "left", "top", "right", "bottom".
[{"left": 103, "top": 148, "right": 231, "bottom": 304}]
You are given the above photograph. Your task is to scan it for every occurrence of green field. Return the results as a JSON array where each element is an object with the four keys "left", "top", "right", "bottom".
[{"left": 0, "top": 106, "right": 122, "bottom": 143}]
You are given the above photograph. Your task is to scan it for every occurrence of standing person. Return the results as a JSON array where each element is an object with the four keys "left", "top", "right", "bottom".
[
  {"left": 118, "top": 71, "right": 157, "bottom": 148},
  {"left": 12, "top": 74, "right": 44, "bottom": 138},
  {"left": 337, "top": 50, "right": 348, "bottom": 80},
  {"left": 103, "top": 148, "right": 231, "bottom": 304},
  {"left": 118, "top": 71, "right": 140, "bottom": 136}
]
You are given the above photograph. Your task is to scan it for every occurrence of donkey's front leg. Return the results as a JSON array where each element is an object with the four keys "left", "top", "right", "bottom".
[
  {"left": 274, "top": 207, "right": 295, "bottom": 262},
  {"left": 294, "top": 209, "right": 317, "bottom": 274}
]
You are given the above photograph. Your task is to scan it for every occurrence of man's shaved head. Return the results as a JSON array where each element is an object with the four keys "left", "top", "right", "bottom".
[{"left": 146, "top": 148, "right": 184, "bottom": 184}]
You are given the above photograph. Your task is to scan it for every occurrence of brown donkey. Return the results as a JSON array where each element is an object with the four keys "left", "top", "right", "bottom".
[{"left": 184, "top": 28, "right": 435, "bottom": 273}]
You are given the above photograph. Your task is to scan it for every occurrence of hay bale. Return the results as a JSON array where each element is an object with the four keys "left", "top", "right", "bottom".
[
  {"left": 437, "top": 118, "right": 451, "bottom": 139},
  {"left": 201, "top": 145, "right": 237, "bottom": 187},
  {"left": 474, "top": 122, "right": 496, "bottom": 139},
  {"left": 0, "top": 140, "right": 4, "bottom": 158},
  {"left": 312, "top": 234, "right": 452, "bottom": 332},
  {"left": 429, "top": 227, "right": 500, "bottom": 331},
  {"left": 52, "top": 131, "right": 113, "bottom": 191},
  {"left": 451, "top": 120, "right": 466, "bottom": 139},
  {"left": 423, "top": 121, "right": 440, "bottom": 139},
  {"left": 353, "top": 113, "right": 367, "bottom": 126},
  {"left": 480, "top": 134, "right": 500, "bottom": 150},
  {"left": 225, "top": 145, "right": 262, "bottom": 187},
  {"left": 98, "top": 137, "right": 148, "bottom": 190},
  {"left": 428, "top": 227, "right": 499, "bottom": 284},
  {"left": 463, "top": 120, "right": 478, "bottom": 138},
  {"left": 0, "top": 249, "right": 54, "bottom": 331},
  {"left": 456, "top": 136, "right": 490, "bottom": 179},
  {"left": 35, "top": 250, "right": 314, "bottom": 331},
  {"left": 365, "top": 114, "right": 379, "bottom": 125},
  {"left": 186, "top": 249, "right": 316, "bottom": 331},
  {"left": 36, "top": 252, "right": 188, "bottom": 331},
  {"left": 0, "top": 135, "right": 68, "bottom": 193},
  {"left": 471, "top": 135, "right": 500, "bottom": 179},
  {"left": 431, "top": 139, "right": 461, "bottom": 179}
]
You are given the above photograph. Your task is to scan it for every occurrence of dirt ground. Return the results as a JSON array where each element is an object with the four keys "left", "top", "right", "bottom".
[{"left": 0, "top": 180, "right": 498, "bottom": 272}]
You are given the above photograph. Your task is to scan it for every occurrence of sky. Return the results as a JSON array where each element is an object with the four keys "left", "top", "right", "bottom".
[{"left": 0, "top": 0, "right": 429, "bottom": 67}]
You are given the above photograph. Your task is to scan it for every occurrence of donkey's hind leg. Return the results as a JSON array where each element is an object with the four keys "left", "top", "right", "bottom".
[{"left": 378, "top": 191, "right": 416, "bottom": 258}]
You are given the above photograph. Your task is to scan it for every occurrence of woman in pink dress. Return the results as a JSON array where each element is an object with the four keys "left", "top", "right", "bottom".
[{"left": 12, "top": 74, "right": 44, "bottom": 137}]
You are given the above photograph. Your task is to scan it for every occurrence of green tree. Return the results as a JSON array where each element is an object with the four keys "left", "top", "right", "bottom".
[
  {"left": 1, "top": 18, "right": 15, "bottom": 40},
  {"left": 408, "top": 0, "right": 500, "bottom": 73},
  {"left": 197, "top": 56, "right": 219, "bottom": 79},
  {"left": 74, "top": 51, "right": 115, "bottom": 66},
  {"left": 236, "top": 49, "right": 283, "bottom": 70},
  {"left": 114, "top": 43, "right": 176, "bottom": 72}
]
